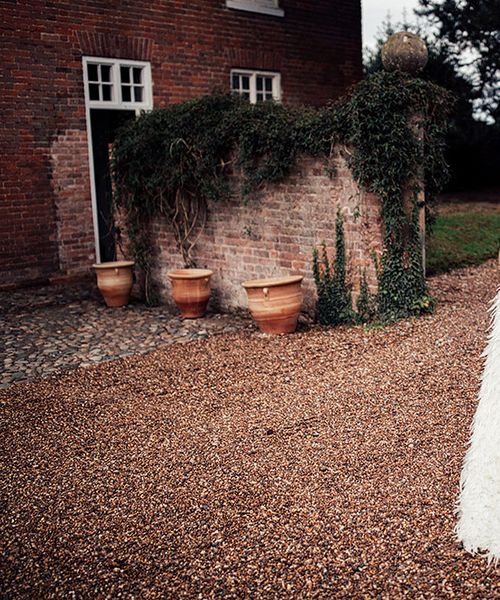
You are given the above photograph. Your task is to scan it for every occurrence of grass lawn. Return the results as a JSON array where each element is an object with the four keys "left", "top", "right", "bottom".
[{"left": 427, "top": 210, "right": 500, "bottom": 275}]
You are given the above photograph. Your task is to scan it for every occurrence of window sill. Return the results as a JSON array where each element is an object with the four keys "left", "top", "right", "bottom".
[{"left": 226, "top": 0, "right": 284, "bottom": 17}]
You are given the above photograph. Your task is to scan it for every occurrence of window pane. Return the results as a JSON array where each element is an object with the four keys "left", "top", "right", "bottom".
[
  {"left": 133, "top": 68, "right": 142, "bottom": 84},
  {"left": 243, "top": 92, "right": 250, "bottom": 100},
  {"left": 242, "top": 76, "right": 250, "bottom": 90},
  {"left": 265, "top": 77, "right": 273, "bottom": 92},
  {"left": 256, "top": 92, "right": 264, "bottom": 102},
  {"left": 87, "top": 64, "right": 98, "bottom": 81},
  {"left": 121, "top": 86, "right": 131, "bottom": 102},
  {"left": 256, "top": 77, "right": 263, "bottom": 91},
  {"left": 134, "top": 86, "right": 143, "bottom": 102},
  {"left": 265, "top": 92, "right": 273, "bottom": 101},
  {"left": 100, "top": 65, "right": 111, "bottom": 82},
  {"left": 102, "top": 84, "right": 112, "bottom": 101},
  {"left": 120, "top": 66, "right": 130, "bottom": 83},
  {"left": 231, "top": 74, "right": 239, "bottom": 90},
  {"left": 89, "top": 83, "right": 100, "bottom": 100}
]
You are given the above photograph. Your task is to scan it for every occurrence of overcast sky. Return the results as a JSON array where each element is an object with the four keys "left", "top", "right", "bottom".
[{"left": 362, "top": 0, "right": 420, "bottom": 49}]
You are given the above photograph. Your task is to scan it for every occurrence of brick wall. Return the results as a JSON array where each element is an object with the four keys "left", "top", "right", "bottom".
[
  {"left": 153, "top": 153, "right": 384, "bottom": 315},
  {"left": 0, "top": 0, "right": 361, "bottom": 288},
  {"left": 50, "top": 130, "right": 96, "bottom": 276}
]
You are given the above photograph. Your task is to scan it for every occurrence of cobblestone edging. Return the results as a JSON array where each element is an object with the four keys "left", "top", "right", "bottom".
[{"left": 0, "top": 282, "right": 254, "bottom": 389}]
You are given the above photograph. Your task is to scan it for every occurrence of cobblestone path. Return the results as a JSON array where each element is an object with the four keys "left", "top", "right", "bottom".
[{"left": 0, "top": 281, "right": 253, "bottom": 389}]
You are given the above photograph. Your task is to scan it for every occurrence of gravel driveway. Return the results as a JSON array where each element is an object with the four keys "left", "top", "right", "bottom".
[{"left": 1, "top": 261, "right": 499, "bottom": 598}]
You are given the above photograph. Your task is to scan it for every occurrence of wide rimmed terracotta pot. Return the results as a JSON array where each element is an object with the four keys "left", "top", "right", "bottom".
[
  {"left": 168, "top": 268, "right": 213, "bottom": 318},
  {"left": 242, "top": 275, "right": 304, "bottom": 334},
  {"left": 93, "top": 260, "right": 135, "bottom": 308}
]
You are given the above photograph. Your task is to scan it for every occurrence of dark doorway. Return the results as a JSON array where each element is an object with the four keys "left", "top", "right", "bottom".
[{"left": 90, "top": 109, "right": 135, "bottom": 262}]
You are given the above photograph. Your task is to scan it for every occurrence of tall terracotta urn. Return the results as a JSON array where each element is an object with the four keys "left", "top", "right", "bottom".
[
  {"left": 168, "top": 268, "right": 213, "bottom": 318},
  {"left": 93, "top": 260, "right": 135, "bottom": 308},
  {"left": 242, "top": 275, "right": 303, "bottom": 334}
]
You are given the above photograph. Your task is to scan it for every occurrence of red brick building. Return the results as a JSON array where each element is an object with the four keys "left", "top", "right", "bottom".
[{"left": 0, "top": 1, "right": 362, "bottom": 288}]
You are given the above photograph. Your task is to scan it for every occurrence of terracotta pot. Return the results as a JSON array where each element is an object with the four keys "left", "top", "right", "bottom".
[
  {"left": 93, "top": 260, "right": 135, "bottom": 308},
  {"left": 242, "top": 275, "right": 304, "bottom": 334},
  {"left": 168, "top": 268, "right": 213, "bottom": 318}
]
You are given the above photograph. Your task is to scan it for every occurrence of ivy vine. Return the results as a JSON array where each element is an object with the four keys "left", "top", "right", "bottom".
[
  {"left": 356, "top": 269, "right": 378, "bottom": 324},
  {"left": 313, "top": 212, "right": 354, "bottom": 326},
  {"left": 332, "top": 71, "right": 451, "bottom": 321}
]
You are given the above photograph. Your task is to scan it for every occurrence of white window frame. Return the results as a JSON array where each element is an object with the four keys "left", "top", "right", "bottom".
[
  {"left": 82, "top": 56, "right": 153, "bottom": 262},
  {"left": 230, "top": 69, "right": 282, "bottom": 104},
  {"left": 82, "top": 56, "right": 152, "bottom": 111},
  {"left": 226, "top": 0, "right": 284, "bottom": 17}
]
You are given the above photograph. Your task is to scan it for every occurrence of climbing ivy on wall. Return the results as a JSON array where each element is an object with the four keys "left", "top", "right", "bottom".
[
  {"left": 332, "top": 72, "right": 451, "bottom": 321},
  {"left": 112, "top": 71, "right": 451, "bottom": 316},
  {"left": 356, "top": 269, "right": 378, "bottom": 324},
  {"left": 313, "top": 212, "right": 354, "bottom": 326},
  {"left": 112, "top": 95, "right": 332, "bottom": 303}
]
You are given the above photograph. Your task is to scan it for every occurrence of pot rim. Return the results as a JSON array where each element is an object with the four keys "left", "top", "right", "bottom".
[
  {"left": 168, "top": 268, "right": 214, "bottom": 280},
  {"left": 242, "top": 274, "right": 303, "bottom": 289},
  {"left": 93, "top": 260, "right": 135, "bottom": 269}
]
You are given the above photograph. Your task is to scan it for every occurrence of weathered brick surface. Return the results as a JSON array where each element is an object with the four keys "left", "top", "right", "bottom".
[
  {"left": 50, "top": 130, "right": 96, "bottom": 274},
  {"left": 155, "top": 154, "right": 383, "bottom": 314},
  {"left": 0, "top": 0, "right": 362, "bottom": 287}
]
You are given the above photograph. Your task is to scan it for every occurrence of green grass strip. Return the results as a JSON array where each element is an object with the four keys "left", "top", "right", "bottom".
[{"left": 427, "top": 211, "right": 500, "bottom": 275}]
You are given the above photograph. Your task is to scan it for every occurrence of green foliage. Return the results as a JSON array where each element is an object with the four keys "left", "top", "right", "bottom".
[
  {"left": 232, "top": 102, "right": 335, "bottom": 193},
  {"left": 411, "top": 294, "right": 436, "bottom": 315},
  {"left": 363, "top": 320, "right": 386, "bottom": 332},
  {"left": 376, "top": 212, "right": 429, "bottom": 321},
  {"left": 312, "top": 213, "right": 354, "bottom": 326},
  {"left": 112, "top": 96, "right": 333, "bottom": 219},
  {"left": 356, "top": 270, "right": 377, "bottom": 323},
  {"left": 334, "top": 72, "right": 451, "bottom": 209},
  {"left": 427, "top": 210, "right": 500, "bottom": 275},
  {"left": 334, "top": 72, "right": 450, "bottom": 321}
]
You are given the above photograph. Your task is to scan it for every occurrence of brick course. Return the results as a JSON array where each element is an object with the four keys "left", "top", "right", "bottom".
[{"left": 0, "top": 0, "right": 362, "bottom": 287}]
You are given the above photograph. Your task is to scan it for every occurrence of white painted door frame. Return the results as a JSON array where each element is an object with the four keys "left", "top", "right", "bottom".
[{"left": 82, "top": 56, "right": 153, "bottom": 263}]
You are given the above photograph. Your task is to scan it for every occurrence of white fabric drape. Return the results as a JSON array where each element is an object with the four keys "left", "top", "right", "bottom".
[{"left": 456, "top": 288, "right": 500, "bottom": 564}]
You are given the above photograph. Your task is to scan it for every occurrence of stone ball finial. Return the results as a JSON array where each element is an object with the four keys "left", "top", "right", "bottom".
[{"left": 381, "top": 32, "right": 428, "bottom": 75}]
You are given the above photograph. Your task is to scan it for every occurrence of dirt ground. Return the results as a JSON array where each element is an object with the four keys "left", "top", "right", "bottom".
[{"left": 1, "top": 260, "right": 499, "bottom": 598}]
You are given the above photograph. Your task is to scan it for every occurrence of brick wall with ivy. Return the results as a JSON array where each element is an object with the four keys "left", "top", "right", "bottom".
[
  {"left": 112, "top": 73, "right": 450, "bottom": 322},
  {"left": 151, "top": 153, "right": 383, "bottom": 314}
]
